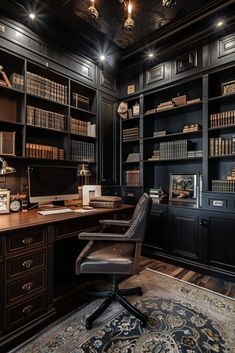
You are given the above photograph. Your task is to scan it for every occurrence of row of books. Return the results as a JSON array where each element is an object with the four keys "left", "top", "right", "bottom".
[
  {"left": 70, "top": 140, "right": 95, "bottom": 162},
  {"left": 10, "top": 72, "right": 24, "bottom": 90},
  {"left": 72, "top": 93, "right": 90, "bottom": 110},
  {"left": 159, "top": 139, "right": 193, "bottom": 160},
  {"left": 26, "top": 106, "right": 66, "bottom": 132},
  {"left": 71, "top": 118, "right": 96, "bottom": 137},
  {"left": 26, "top": 143, "right": 64, "bottom": 160},
  {"left": 210, "top": 110, "right": 235, "bottom": 128},
  {"left": 124, "top": 170, "right": 140, "bottom": 186},
  {"left": 209, "top": 137, "right": 235, "bottom": 156},
  {"left": 212, "top": 180, "right": 235, "bottom": 192},
  {"left": 26, "top": 72, "right": 68, "bottom": 104},
  {"left": 123, "top": 127, "right": 139, "bottom": 141}
]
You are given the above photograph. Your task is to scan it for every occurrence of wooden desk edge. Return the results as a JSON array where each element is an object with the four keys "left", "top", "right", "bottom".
[{"left": 0, "top": 204, "right": 134, "bottom": 232}]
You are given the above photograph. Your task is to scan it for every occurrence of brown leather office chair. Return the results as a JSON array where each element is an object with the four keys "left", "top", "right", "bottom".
[{"left": 75, "top": 193, "right": 152, "bottom": 329}]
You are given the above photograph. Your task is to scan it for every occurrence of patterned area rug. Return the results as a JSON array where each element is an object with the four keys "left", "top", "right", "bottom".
[{"left": 10, "top": 269, "right": 235, "bottom": 353}]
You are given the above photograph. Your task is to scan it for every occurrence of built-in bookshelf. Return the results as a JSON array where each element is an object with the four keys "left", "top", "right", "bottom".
[
  {"left": 0, "top": 48, "right": 97, "bottom": 167},
  {"left": 120, "top": 97, "right": 142, "bottom": 190}
]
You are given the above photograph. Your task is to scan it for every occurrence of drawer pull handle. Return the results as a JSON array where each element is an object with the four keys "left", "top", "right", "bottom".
[
  {"left": 22, "top": 259, "right": 34, "bottom": 269},
  {"left": 22, "top": 237, "right": 33, "bottom": 245},
  {"left": 22, "top": 282, "right": 33, "bottom": 291},
  {"left": 22, "top": 305, "right": 33, "bottom": 314}
]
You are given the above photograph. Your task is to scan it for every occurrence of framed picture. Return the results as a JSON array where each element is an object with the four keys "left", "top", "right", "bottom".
[
  {"left": 0, "top": 189, "right": 10, "bottom": 214},
  {"left": 169, "top": 173, "right": 199, "bottom": 204},
  {"left": 132, "top": 102, "right": 140, "bottom": 116},
  {"left": 82, "top": 185, "right": 101, "bottom": 206},
  {"left": 127, "top": 84, "right": 135, "bottom": 95}
]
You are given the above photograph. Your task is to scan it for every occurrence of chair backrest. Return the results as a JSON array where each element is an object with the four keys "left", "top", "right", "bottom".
[{"left": 125, "top": 193, "right": 152, "bottom": 242}]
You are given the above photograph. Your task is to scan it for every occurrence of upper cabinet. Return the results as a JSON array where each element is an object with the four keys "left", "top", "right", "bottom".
[{"left": 143, "top": 62, "right": 171, "bottom": 90}]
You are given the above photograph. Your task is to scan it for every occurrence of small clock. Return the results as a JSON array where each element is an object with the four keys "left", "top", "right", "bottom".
[{"left": 10, "top": 199, "right": 21, "bottom": 212}]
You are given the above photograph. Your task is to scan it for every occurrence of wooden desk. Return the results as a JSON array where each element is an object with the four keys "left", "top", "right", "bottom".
[{"left": 0, "top": 205, "right": 133, "bottom": 347}]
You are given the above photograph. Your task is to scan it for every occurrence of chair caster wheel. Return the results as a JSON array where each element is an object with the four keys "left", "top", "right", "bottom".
[{"left": 85, "top": 321, "right": 92, "bottom": 330}]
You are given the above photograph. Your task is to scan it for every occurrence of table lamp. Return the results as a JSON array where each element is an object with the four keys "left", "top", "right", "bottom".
[
  {"left": 77, "top": 163, "right": 91, "bottom": 185},
  {"left": 0, "top": 157, "right": 16, "bottom": 175}
]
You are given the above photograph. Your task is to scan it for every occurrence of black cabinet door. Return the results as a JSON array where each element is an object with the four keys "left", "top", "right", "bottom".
[
  {"left": 144, "top": 205, "right": 167, "bottom": 253},
  {"left": 168, "top": 207, "right": 202, "bottom": 262},
  {"left": 201, "top": 212, "right": 235, "bottom": 274},
  {"left": 98, "top": 93, "right": 119, "bottom": 185}
]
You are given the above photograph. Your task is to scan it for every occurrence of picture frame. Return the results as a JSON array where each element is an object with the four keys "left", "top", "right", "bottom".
[
  {"left": 127, "top": 84, "right": 135, "bottom": 95},
  {"left": 82, "top": 185, "right": 101, "bottom": 206},
  {"left": 0, "top": 189, "right": 10, "bottom": 214},
  {"left": 132, "top": 102, "right": 140, "bottom": 116},
  {"left": 169, "top": 173, "right": 199, "bottom": 204}
]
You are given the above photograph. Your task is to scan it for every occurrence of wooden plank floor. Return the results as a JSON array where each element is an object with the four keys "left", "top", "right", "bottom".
[{"left": 140, "top": 256, "right": 235, "bottom": 299}]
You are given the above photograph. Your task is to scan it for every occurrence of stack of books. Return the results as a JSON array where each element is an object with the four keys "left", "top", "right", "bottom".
[
  {"left": 26, "top": 106, "right": 66, "bottom": 131},
  {"left": 182, "top": 124, "right": 202, "bottom": 133},
  {"left": 144, "top": 108, "right": 158, "bottom": 115},
  {"left": 148, "top": 150, "right": 160, "bottom": 160},
  {"left": 153, "top": 130, "right": 167, "bottom": 137},
  {"left": 156, "top": 100, "right": 175, "bottom": 112},
  {"left": 187, "top": 150, "right": 203, "bottom": 158},
  {"left": 123, "top": 127, "right": 139, "bottom": 141}
]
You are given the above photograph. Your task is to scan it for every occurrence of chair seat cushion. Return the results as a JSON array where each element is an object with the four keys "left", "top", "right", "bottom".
[{"left": 78, "top": 242, "right": 135, "bottom": 274}]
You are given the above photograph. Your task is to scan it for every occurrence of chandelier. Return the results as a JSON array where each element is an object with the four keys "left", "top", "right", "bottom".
[
  {"left": 87, "top": 0, "right": 177, "bottom": 31},
  {"left": 162, "top": 0, "right": 177, "bottom": 8},
  {"left": 87, "top": 0, "right": 135, "bottom": 32}
]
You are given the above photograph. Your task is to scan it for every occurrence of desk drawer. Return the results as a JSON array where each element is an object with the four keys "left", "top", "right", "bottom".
[
  {"left": 6, "top": 228, "right": 47, "bottom": 254},
  {"left": 54, "top": 218, "right": 100, "bottom": 240},
  {"left": 6, "top": 271, "right": 46, "bottom": 304},
  {"left": 5, "top": 293, "right": 46, "bottom": 332},
  {"left": 6, "top": 250, "right": 46, "bottom": 279}
]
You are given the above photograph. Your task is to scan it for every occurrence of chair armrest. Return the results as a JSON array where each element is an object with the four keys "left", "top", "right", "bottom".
[
  {"left": 99, "top": 219, "right": 131, "bottom": 227},
  {"left": 78, "top": 232, "right": 133, "bottom": 241}
]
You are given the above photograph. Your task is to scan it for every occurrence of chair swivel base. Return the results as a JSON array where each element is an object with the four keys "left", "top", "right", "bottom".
[{"left": 85, "top": 285, "right": 148, "bottom": 330}]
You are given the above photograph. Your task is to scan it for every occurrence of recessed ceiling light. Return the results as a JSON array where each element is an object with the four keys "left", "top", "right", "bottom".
[
  {"left": 29, "top": 13, "right": 36, "bottom": 20},
  {"left": 148, "top": 53, "right": 154, "bottom": 58},
  {"left": 99, "top": 55, "right": 106, "bottom": 61},
  {"left": 216, "top": 20, "right": 224, "bottom": 27}
]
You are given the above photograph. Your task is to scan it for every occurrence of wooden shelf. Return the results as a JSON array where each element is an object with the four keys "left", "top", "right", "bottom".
[
  {"left": 144, "top": 130, "right": 202, "bottom": 142},
  {"left": 144, "top": 101, "right": 202, "bottom": 117}
]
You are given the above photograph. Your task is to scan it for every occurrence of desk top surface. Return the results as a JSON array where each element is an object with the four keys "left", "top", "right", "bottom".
[{"left": 0, "top": 205, "right": 134, "bottom": 233}]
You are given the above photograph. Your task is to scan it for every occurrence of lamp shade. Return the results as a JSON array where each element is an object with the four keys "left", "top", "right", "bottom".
[{"left": 0, "top": 157, "right": 16, "bottom": 175}]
